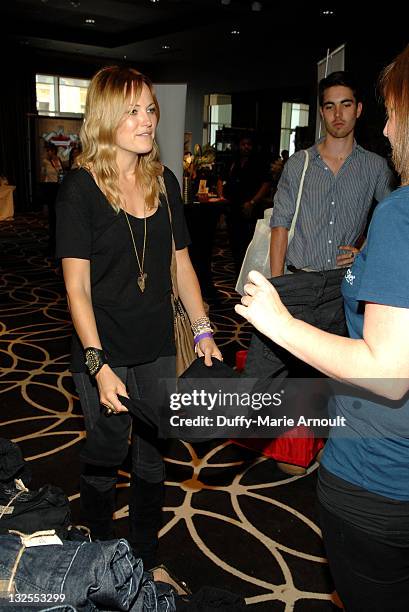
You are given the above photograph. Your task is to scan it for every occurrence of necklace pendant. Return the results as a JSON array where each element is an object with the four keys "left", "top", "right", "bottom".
[{"left": 137, "top": 272, "right": 147, "bottom": 292}]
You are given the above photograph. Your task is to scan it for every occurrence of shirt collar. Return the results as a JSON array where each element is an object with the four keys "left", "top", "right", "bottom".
[{"left": 309, "top": 138, "right": 363, "bottom": 160}]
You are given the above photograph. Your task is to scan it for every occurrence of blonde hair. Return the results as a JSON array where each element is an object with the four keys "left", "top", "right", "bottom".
[
  {"left": 78, "top": 66, "right": 164, "bottom": 211},
  {"left": 379, "top": 44, "right": 409, "bottom": 185}
]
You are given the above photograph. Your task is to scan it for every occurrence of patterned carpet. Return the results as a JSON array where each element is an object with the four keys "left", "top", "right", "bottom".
[{"left": 0, "top": 213, "right": 341, "bottom": 610}]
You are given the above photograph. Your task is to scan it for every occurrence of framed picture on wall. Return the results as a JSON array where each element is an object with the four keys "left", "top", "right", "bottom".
[{"left": 35, "top": 116, "right": 83, "bottom": 181}]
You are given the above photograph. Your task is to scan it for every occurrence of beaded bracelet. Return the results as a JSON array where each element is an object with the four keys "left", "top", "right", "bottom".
[
  {"left": 191, "top": 316, "right": 212, "bottom": 336},
  {"left": 194, "top": 328, "right": 213, "bottom": 339},
  {"left": 193, "top": 331, "right": 213, "bottom": 345}
]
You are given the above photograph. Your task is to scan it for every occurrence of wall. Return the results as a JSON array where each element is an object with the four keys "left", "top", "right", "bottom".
[{"left": 2, "top": 34, "right": 405, "bottom": 210}]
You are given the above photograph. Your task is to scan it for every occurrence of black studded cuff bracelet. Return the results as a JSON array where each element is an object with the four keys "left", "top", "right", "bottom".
[{"left": 84, "top": 347, "right": 107, "bottom": 377}]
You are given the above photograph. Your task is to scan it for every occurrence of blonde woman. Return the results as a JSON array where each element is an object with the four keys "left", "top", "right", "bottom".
[{"left": 56, "top": 66, "right": 221, "bottom": 576}]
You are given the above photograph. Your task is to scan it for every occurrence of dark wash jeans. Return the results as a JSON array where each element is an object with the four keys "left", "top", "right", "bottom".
[
  {"left": 0, "top": 535, "right": 170, "bottom": 611},
  {"left": 73, "top": 355, "right": 176, "bottom": 485},
  {"left": 244, "top": 268, "right": 347, "bottom": 381},
  {"left": 319, "top": 503, "right": 409, "bottom": 611}
]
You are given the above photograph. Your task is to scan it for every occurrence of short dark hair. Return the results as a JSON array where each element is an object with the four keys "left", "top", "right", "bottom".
[{"left": 318, "top": 71, "right": 361, "bottom": 107}]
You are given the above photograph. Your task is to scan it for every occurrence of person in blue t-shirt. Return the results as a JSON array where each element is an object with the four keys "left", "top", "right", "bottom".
[{"left": 235, "top": 45, "right": 409, "bottom": 611}]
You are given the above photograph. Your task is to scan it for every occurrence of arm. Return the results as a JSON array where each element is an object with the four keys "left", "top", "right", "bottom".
[
  {"left": 253, "top": 181, "right": 272, "bottom": 202},
  {"left": 40, "top": 159, "right": 48, "bottom": 183},
  {"left": 270, "top": 226, "right": 289, "bottom": 277},
  {"left": 236, "top": 271, "right": 409, "bottom": 400},
  {"left": 374, "top": 158, "right": 396, "bottom": 203},
  {"left": 335, "top": 160, "right": 397, "bottom": 266},
  {"left": 269, "top": 155, "right": 298, "bottom": 274},
  {"left": 336, "top": 160, "right": 395, "bottom": 268},
  {"left": 243, "top": 181, "right": 272, "bottom": 216},
  {"left": 62, "top": 258, "right": 128, "bottom": 412},
  {"left": 175, "top": 247, "right": 222, "bottom": 365}
]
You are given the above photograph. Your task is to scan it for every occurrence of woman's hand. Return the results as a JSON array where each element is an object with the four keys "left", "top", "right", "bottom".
[
  {"left": 95, "top": 365, "right": 129, "bottom": 414},
  {"left": 235, "top": 270, "right": 293, "bottom": 345},
  {"left": 196, "top": 337, "right": 223, "bottom": 366}
]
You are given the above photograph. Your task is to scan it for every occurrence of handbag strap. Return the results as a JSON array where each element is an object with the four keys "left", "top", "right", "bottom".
[
  {"left": 287, "top": 149, "right": 309, "bottom": 245},
  {"left": 158, "top": 173, "right": 179, "bottom": 300}
]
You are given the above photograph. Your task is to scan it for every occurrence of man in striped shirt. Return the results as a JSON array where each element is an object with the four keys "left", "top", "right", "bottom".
[
  {"left": 243, "top": 72, "right": 395, "bottom": 471},
  {"left": 270, "top": 71, "right": 394, "bottom": 275}
]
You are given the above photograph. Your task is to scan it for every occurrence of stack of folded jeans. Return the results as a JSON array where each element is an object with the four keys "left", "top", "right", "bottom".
[{"left": 0, "top": 534, "right": 175, "bottom": 611}]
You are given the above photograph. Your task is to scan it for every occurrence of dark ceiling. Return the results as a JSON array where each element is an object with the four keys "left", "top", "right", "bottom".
[
  {"left": 4, "top": 1, "right": 343, "bottom": 68},
  {"left": 4, "top": 1, "right": 409, "bottom": 94}
]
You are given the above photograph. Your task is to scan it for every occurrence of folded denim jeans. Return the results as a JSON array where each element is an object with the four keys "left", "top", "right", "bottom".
[{"left": 0, "top": 534, "right": 175, "bottom": 611}]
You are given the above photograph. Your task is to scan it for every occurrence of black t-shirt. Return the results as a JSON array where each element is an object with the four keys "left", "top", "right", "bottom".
[{"left": 55, "top": 166, "right": 190, "bottom": 371}]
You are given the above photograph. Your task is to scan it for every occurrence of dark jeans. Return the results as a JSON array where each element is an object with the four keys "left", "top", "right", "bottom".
[
  {"left": 244, "top": 268, "right": 347, "bottom": 381},
  {"left": 0, "top": 535, "right": 151, "bottom": 611},
  {"left": 319, "top": 503, "right": 409, "bottom": 611},
  {"left": 73, "top": 356, "right": 175, "bottom": 564},
  {"left": 73, "top": 355, "right": 176, "bottom": 485}
]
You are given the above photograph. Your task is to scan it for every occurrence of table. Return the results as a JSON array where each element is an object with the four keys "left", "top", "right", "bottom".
[{"left": 0, "top": 185, "right": 15, "bottom": 221}]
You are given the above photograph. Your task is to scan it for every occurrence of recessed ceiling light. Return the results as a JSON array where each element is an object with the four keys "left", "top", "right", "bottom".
[
  {"left": 321, "top": 9, "right": 335, "bottom": 16},
  {"left": 231, "top": 29, "right": 240, "bottom": 35},
  {"left": 150, "top": 0, "right": 160, "bottom": 3},
  {"left": 85, "top": 18, "right": 95, "bottom": 24},
  {"left": 161, "top": 45, "right": 170, "bottom": 50}
]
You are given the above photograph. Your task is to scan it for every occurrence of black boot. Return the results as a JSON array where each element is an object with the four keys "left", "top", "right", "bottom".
[
  {"left": 80, "top": 468, "right": 117, "bottom": 541},
  {"left": 128, "top": 474, "right": 164, "bottom": 569}
]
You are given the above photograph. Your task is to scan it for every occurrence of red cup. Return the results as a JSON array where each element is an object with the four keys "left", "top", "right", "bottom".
[{"left": 235, "top": 350, "right": 248, "bottom": 373}]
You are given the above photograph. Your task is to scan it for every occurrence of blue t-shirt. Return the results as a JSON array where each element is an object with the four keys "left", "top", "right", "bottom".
[{"left": 322, "top": 185, "right": 409, "bottom": 501}]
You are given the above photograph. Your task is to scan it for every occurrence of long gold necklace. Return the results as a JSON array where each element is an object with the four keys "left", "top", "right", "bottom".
[{"left": 123, "top": 204, "right": 147, "bottom": 293}]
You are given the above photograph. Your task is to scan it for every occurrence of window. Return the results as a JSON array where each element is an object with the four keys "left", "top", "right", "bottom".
[
  {"left": 36, "top": 75, "right": 56, "bottom": 113},
  {"left": 280, "top": 102, "right": 309, "bottom": 155},
  {"left": 203, "top": 94, "right": 232, "bottom": 146},
  {"left": 36, "top": 74, "right": 90, "bottom": 116}
]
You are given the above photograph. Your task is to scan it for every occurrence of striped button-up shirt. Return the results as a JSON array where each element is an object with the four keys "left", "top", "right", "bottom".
[{"left": 270, "top": 141, "right": 395, "bottom": 271}]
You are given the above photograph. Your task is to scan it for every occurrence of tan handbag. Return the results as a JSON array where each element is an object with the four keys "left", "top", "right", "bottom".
[{"left": 159, "top": 175, "right": 196, "bottom": 376}]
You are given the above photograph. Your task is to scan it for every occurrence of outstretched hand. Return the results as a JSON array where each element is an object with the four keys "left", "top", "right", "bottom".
[{"left": 234, "top": 270, "right": 293, "bottom": 345}]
